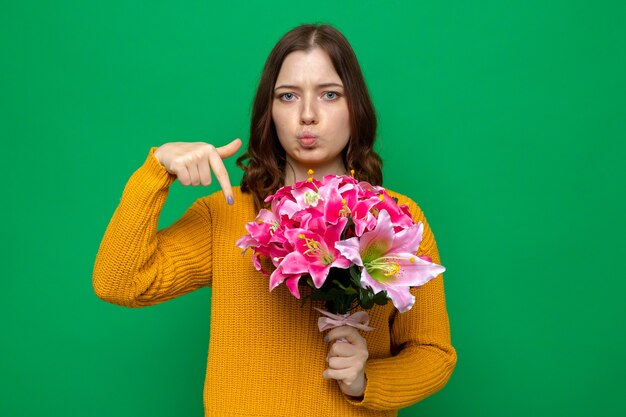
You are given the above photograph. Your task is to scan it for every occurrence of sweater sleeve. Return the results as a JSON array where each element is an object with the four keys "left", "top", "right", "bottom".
[
  {"left": 346, "top": 196, "right": 457, "bottom": 410},
  {"left": 92, "top": 148, "right": 213, "bottom": 308}
]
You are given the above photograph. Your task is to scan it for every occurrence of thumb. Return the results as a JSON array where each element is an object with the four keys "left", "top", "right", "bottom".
[{"left": 216, "top": 138, "right": 243, "bottom": 159}]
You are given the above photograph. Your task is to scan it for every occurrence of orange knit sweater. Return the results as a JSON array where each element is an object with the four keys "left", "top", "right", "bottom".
[{"left": 93, "top": 149, "right": 457, "bottom": 417}]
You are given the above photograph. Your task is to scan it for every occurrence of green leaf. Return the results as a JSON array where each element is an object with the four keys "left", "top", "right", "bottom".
[
  {"left": 332, "top": 280, "right": 358, "bottom": 295},
  {"left": 373, "top": 290, "right": 389, "bottom": 306},
  {"left": 359, "top": 286, "right": 375, "bottom": 310},
  {"left": 349, "top": 266, "right": 362, "bottom": 287}
]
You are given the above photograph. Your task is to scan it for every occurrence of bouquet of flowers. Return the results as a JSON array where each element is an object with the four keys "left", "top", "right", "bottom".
[{"left": 236, "top": 170, "right": 445, "bottom": 327}]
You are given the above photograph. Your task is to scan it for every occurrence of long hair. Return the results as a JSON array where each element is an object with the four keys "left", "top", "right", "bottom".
[{"left": 237, "top": 24, "right": 383, "bottom": 210}]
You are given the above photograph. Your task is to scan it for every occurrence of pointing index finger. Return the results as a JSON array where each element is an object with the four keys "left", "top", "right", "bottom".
[{"left": 209, "top": 138, "right": 242, "bottom": 205}]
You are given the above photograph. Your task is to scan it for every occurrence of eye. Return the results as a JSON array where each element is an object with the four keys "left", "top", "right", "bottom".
[
  {"left": 280, "top": 93, "right": 296, "bottom": 101},
  {"left": 323, "top": 91, "right": 340, "bottom": 100}
]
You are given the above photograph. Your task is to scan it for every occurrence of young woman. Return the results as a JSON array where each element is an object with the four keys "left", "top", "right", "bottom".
[{"left": 93, "top": 24, "right": 456, "bottom": 416}]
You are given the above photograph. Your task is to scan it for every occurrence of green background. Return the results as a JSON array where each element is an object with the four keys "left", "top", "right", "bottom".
[{"left": 2, "top": 0, "right": 625, "bottom": 416}]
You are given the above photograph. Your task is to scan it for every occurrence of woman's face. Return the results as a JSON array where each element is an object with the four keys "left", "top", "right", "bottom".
[{"left": 272, "top": 47, "right": 350, "bottom": 180}]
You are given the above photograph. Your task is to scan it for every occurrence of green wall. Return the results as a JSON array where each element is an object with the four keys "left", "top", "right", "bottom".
[{"left": 2, "top": 1, "right": 625, "bottom": 416}]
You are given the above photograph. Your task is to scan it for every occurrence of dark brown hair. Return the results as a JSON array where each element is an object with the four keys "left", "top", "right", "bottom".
[{"left": 237, "top": 24, "right": 383, "bottom": 209}]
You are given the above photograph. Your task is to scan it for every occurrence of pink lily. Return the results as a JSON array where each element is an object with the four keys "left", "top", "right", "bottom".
[
  {"left": 335, "top": 209, "right": 445, "bottom": 313},
  {"left": 317, "top": 176, "right": 357, "bottom": 226},
  {"left": 269, "top": 267, "right": 303, "bottom": 298},
  {"left": 236, "top": 211, "right": 275, "bottom": 254},
  {"left": 276, "top": 216, "right": 351, "bottom": 289}
]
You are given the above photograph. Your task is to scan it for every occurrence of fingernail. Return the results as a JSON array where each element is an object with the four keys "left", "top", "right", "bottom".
[
  {"left": 323, "top": 335, "right": 329, "bottom": 343},
  {"left": 227, "top": 196, "right": 234, "bottom": 205}
]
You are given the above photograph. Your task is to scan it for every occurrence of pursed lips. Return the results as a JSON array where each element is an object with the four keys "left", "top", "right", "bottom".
[
  {"left": 297, "top": 132, "right": 319, "bottom": 147},
  {"left": 297, "top": 131, "right": 318, "bottom": 139}
]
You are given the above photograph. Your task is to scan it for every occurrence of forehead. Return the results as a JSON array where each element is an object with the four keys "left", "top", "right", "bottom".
[{"left": 275, "top": 47, "right": 342, "bottom": 85}]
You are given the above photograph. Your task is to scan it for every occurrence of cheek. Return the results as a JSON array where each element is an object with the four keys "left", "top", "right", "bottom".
[
  {"left": 272, "top": 112, "right": 289, "bottom": 148},
  {"left": 337, "top": 108, "right": 351, "bottom": 137},
  {"left": 272, "top": 108, "right": 290, "bottom": 135}
]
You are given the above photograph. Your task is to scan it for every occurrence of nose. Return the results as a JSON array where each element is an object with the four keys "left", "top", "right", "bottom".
[{"left": 300, "top": 96, "right": 318, "bottom": 125}]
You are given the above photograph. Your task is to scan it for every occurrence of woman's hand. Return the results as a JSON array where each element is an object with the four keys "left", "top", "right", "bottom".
[
  {"left": 323, "top": 326, "right": 369, "bottom": 398},
  {"left": 154, "top": 139, "right": 242, "bottom": 204}
]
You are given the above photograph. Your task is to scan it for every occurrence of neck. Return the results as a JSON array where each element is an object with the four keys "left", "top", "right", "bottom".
[{"left": 283, "top": 158, "right": 347, "bottom": 186}]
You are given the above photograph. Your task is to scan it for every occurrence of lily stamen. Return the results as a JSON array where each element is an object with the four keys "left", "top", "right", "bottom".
[
  {"left": 365, "top": 256, "right": 415, "bottom": 278},
  {"left": 298, "top": 234, "right": 334, "bottom": 266},
  {"left": 338, "top": 198, "right": 351, "bottom": 217},
  {"left": 304, "top": 191, "right": 320, "bottom": 206}
]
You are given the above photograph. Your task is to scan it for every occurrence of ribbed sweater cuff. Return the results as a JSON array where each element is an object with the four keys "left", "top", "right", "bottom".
[
  {"left": 115, "top": 147, "right": 177, "bottom": 218},
  {"left": 344, "top": 348, "right": 455, "bottom": 410},
  {"left": 344, "top": 360, "right": 403, "bottom": 410},
  {"left": 139, "top": 147, "right": 177, "bottom": 189}
]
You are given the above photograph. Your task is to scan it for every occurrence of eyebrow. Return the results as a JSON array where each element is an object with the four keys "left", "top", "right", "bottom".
[{"left": 274, "top": 82, "right": 344, "bottom": 91}]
